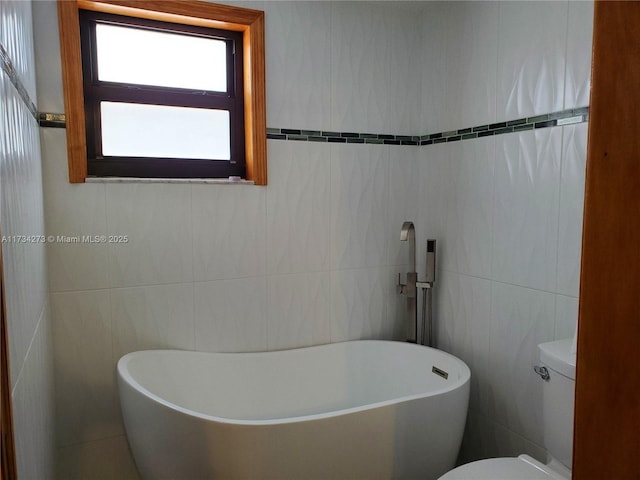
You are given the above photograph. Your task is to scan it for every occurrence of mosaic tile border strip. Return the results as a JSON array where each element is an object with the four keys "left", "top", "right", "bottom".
[
  {"left": 417, "top": 107, "right": 589, "bottom": 146},
  {"left": 266, "top": 107, "right": 588, "bottom": 147},
  {"left": 266, "top": 128, "right": 420, "bottom": 145},
  {"left": 37, "top": 106, "right": 589, "bottom": 145},
  {"left": 0, "top": 43, "right": 38, "bottom": 121}
]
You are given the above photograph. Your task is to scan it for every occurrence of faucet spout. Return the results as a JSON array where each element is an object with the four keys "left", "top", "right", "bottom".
[
  {"left": 400, "top": 221, "right": 414, "bottom": 241},
  {"left": 400, "top": 221, "right": 416, "bottom": 271}
]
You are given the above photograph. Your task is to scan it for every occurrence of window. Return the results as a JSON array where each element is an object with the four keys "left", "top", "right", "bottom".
[
  {"left": 80, "top": 10, "right": 245, "bottom": 178},
  {"left": 58, "top": 0, "right": 267, "bottom": 184}
]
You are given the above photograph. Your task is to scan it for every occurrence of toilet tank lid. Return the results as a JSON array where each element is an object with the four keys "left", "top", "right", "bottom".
[{"left": 538, "top": 339, "right": 576, "bottom": 380}]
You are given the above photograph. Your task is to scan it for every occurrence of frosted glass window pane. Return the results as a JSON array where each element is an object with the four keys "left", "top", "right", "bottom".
[
  {"left": 96, "top": 24, "right": 227, "bottom": 92},
  {"left": 101, "top": 102, "right": 230, "bottom": 160}
]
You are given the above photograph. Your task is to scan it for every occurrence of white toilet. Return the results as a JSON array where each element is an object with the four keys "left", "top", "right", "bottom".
[{"left": 439, "top": 338, "right": 576, "bottom": 480}]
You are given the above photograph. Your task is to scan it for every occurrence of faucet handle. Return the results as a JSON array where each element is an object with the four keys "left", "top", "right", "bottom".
[{"left": 396, "top": 273, "right": 407, "bottom": 295}]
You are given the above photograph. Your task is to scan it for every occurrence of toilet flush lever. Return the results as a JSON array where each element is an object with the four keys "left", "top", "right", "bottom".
[{"left": 533, "top": 365, "right": 550, "bottom": 381}]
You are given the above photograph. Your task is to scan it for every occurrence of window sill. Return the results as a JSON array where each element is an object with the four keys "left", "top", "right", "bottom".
[{"left": 84, "top": 177, "right": 254, "bottom": 185}]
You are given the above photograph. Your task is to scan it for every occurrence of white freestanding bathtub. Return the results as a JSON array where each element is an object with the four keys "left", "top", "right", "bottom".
[{"left": 117, "top": 340, "right": 470, "bottom": 480}]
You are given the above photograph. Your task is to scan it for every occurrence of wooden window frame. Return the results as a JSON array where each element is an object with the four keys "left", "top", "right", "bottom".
[{"left": 58, "top": 0, "right": 267, "bottom": 185}]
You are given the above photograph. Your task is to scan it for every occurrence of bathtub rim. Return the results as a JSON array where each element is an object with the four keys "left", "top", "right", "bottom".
[{"left": 117, "top": 339, "right": 470, "bottom": 426}]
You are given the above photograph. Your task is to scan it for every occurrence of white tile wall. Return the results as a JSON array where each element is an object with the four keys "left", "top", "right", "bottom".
[
  {"left": 444, "top": 2, "right": 499, "bottom": 130},
  {"left": 435, "top": 270, "right": 492, "bottom": 416},
  {"left": 490, "top": 419, "right": 548, "bottom": 463},
  {"left": 459, "top": 411, "right": 547, "bottom": 465},
  {"left": 330, "top": 267, "right": 389, "bottom": 342},
  {"left": 32, "top": 0, "right": 64, "bottom": 112},
  {"left": 192, "top": 182, "right": 266, "bottom": 281},
  {"left": 51, "top": 289, "right": 122, "bottom": 446},
  {"left": 267, "top": 272, "right": 331, "bottom": 350},
  {"left": 11, "top": 304, "right": 55, "bottom": 480},
  {"left": 111, "top": 283, "right": 195, "bottom": 358},
  {"left": 0, "top": 0, "right": 37, "bottom": 102},
  {"left": 388, "top": 4, "right": 423, "bottom": 136},
  {"left": 1, "top": 68, "right": 48, "bottom": 386},
  {"left": 445, "top": 137, "right": 496, "bottom": 278},
  {"left": 106, "top": 183, "right": 194, "bottom": 287},
  {"left": 420, "top": 128, "right": 585, "bottom": 462},
  {"left": 557, "top": 123, "right": 588, "bottom": 297},
  {"left": 420, "top": 2, "right": 451, "bottom": 134},
  {"left": 1, "top": 0, "right": 55, "bottom": 475},
  {"left": 42, "top": 129, "right": 110, "bottom": 292},
  {"left": 554, "top": 294, "right": 579, "bottom": 342},
  {"left": 266, "top": 140, "right": 330, "bottom": 275},
  {"left": 384, "top": 266, "right": 408, "bottom": 342},
  {"left": 265, "top": 1, "right": 331, "bottom": 130},
  {"left": 194, "top": 277, "right": 268, "bottom": 352},
  {"left": 330, "top": 144, "right": 389, "bottom": 270},
  {"left": 418, "top": 1, "right": 592, "bottom": 463},
  {"left": 565, "top": 1, "right": 594, "bottom": 110},
  {"left": 496, "top": 1, "right": 569, "bottom": 120},
  {"left": 458, "top": 412, "right": 494, "bottom": 463},
  {"left": 416, "top": 142, "right": 450, "bottom": 271},
  {"left": 488, "top": 282, "right": 555, "bottom": 446},
  {"left": 330, "top": 3, "right": 390, "bottom": 134},
  {"left": 492, "top": 128, "right": 562, "bottom": 292}
]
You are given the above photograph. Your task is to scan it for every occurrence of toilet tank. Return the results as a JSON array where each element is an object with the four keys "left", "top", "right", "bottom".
[{"left": 538, "top": 339, "right": 576, "bottom": 470}]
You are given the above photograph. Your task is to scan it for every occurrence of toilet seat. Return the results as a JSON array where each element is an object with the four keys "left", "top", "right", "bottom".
[{"left": 438, "top": 455, "right": 569, "bottom": 480}]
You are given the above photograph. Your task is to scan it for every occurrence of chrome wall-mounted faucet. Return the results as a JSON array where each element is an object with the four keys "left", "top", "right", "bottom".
[{"left": 397, "top": 221, "right": 437, "bottom": 346}]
